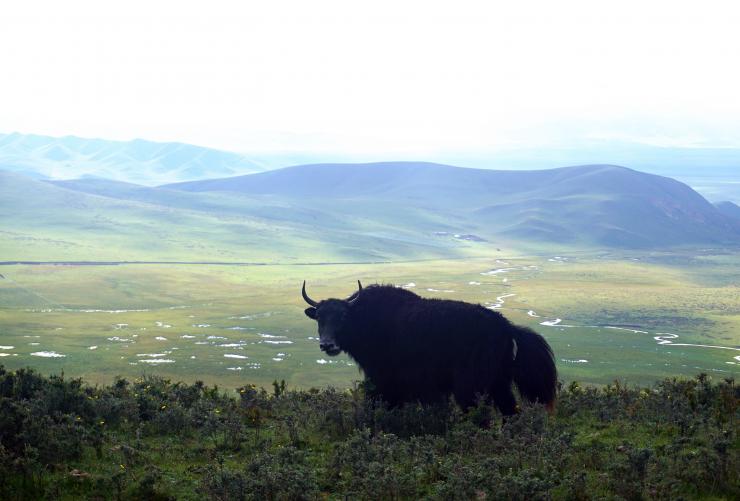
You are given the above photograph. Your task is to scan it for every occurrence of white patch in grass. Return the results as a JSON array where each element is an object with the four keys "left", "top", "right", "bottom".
[
  {"left": 51, "top": 308, "right": 151, "bottom": 313},
  {"left": 233, "top": 312, "right": 275, "bottom": 320},
  {"left": 540, "top": 319, "right": 562, "bottom": 326},
  {"left": 155, "top": 336, "right": 167, "bottom": 341},
  {"left": 224, "top": 354, "right": 248, "bottom": 359},
  {"left": 107, "top": 336, "right": 132, "bottom": 342},
  {"left": 31, "top": 351, "right": 66, "bottom": 358},
  {"left": 486, "top": 293, "right": 516, "bottom": 310},
  {"left": 0, "top": 346, "right": 14, "bottom": 350},
  {"left": 604, "top": 326, "right": 648, "bottom": 334},
  {"left": 139, "top": 359, "right": 175, "bottom": 364},
  {"left": 654, "top": 333, "right": 740, "bottom": 357},
  {"left": 263, "top": 340, "right": 293, "bottom": 345},
  {"left": 480, "top": 268, "right": 514, "bottom": 275}
]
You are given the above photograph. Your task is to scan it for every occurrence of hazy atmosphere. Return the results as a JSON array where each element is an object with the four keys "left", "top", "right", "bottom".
[
  {"left": 1, "top": 2, "right": 738, "bottom": 499},
  {"left": 3, "top": 1, "right": 740, "bottom": 159}
]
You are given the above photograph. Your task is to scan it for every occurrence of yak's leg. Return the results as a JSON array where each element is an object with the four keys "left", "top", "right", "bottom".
[
  {"left": 492, "top": 384, "right": 517, "bottom": 416},
  {"left": 452, "top": 375, "right": 477, "bottom": 409}
]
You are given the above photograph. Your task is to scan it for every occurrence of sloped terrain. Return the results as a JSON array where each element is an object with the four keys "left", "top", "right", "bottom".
[
  {"left": 0, "top": 171, "right": 463, "bottom": 262},
  {"left": 0, "top": 368, "right": 736, "bottom": 500},
  {"left": 165, "top": 163, "right": 740, "bottom": 248},
  {"left": 2, "top": 163, "right": 738, "bottom": 263},
  {"left": 717, "top": 201, "right": 740, "bottom": 219},
  {"left": 0, "top": 132, "right": 263, "bottom": 185}
]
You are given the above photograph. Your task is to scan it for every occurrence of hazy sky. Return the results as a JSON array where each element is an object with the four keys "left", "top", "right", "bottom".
[{"left": 2, "top": 0, "right": 739, "bottom": 155}]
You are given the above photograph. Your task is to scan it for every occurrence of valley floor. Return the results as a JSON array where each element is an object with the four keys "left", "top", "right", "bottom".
[{"left": 0, "top": 249, "right": 738, "bottom": 388}]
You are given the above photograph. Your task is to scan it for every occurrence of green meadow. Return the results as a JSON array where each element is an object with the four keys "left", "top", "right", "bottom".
[{"left": 1, "top": 249, "right": 737, "bottom": 390}]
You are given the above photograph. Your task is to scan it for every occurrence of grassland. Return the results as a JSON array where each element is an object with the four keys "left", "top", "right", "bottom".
[
  {"left": 0, "top": 249, "right": 737, "bottom": 389},
  {"left": 1, "top": 367, "right": 737, "bottom": 500}
]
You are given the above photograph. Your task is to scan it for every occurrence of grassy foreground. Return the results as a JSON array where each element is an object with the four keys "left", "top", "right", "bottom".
[{"left": 0, "top": 366, "right": 737, "bottom": 500}]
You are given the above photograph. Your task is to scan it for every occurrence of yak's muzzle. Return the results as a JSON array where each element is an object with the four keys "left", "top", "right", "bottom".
[{"left": 320, "top": 343, "right": 341, "bottom": 356}]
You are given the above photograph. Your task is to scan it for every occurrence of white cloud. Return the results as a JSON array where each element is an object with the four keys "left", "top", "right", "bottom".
[{"left": 1, "top": 0, "right": 739, "bottom": 153}]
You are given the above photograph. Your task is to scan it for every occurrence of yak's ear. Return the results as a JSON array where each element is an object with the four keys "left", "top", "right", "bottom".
[{"left": 304, "top": 307, "right": 317, "bottom": 320}]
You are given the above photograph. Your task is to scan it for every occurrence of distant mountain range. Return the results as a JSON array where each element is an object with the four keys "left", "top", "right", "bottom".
[
  {"left": 0, "top": 132, "right": 264, "bottom": 185},
  {"left": 2, "top": 133, "right": 740, "bottom": 205},
  {"left": 2, "top": 135, "right": 740, "bottom": 259},
  {"left": 716, "top": 201, "right": 740, "bottom": 220}
]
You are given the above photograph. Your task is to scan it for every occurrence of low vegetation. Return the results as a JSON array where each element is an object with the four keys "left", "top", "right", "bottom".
[{"left": 0, "top": 366, "right": 737, "bottom": 500}]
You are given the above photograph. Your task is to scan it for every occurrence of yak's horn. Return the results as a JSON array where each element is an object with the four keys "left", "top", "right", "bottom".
[
  {"left": 347, "top": 280, "right": 363, "bottom": 304},
  {"left": 302, "top": 281, "right": 318, "bottom": 307}
]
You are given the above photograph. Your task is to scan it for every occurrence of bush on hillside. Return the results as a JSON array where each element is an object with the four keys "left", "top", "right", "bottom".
[{"left": 0, "top": 365, "right": 737, "bottom": 500}]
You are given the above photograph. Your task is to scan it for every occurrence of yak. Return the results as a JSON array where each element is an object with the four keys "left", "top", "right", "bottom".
[{"left": 302, "top": 281, "right": 557, "bottom": 415}]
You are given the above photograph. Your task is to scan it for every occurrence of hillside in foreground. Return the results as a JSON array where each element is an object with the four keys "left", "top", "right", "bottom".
[{"left": 1, "top": 366, "right": 737, "bottom": 500}]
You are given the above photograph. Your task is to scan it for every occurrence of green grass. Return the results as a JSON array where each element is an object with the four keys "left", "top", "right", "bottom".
[
  {"left": 0, "top": 250, "right": 737, "bottom": 389},
  {"left": 0, "top": 368, "right": 737, "bottom": 500},
  {"left": 0, "top": 171, "right": 488, "bottom": 263}
]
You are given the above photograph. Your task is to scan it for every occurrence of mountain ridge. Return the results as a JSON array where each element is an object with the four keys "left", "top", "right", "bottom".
[
  {"left": 162, "top": 162, "right": 740, "bottom": 248},
  {"left": 2, "top": 163, "right": 739, "bottom": 259},
  {"left": 716, "top": 201, "right": 740, "bottom": 220},
  {"left": 0, "top": 132, "right": 265, "bottom": 185}
]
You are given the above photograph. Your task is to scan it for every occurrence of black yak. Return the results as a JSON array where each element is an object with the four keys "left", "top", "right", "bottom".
[{"left": 302, "top": 281, "right": 557, "bottom": 415}]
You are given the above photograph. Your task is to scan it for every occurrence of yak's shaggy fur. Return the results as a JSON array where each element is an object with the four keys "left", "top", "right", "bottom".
[{"left": 304, "top": 284, "right": 557, "bottom": 415}]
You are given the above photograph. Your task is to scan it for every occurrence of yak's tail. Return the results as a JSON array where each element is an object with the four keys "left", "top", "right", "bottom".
[{"left": 511, "top": 327, "right": 557, "bottom": 412}]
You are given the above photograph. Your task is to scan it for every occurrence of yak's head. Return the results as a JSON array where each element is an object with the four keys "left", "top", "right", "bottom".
[{"left": 302, "top": 281, "right": 362, "bottom": 356}]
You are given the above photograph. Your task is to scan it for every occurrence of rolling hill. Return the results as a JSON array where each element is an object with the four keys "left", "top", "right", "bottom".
[
  {"left": 2, "top": 163, "right": 738, "bottom": 262},
  {"left": 164, "top": 163, "right": 740, "bottom": 248},
  {"left": 0, "top": 132, "right": 264, "bottom": 185},
  {"left": 716, "top": 201, "right": 740, "bottom": 220},
  {"left": 0, "top": 170, "right": 464, "bottom": 262}
]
